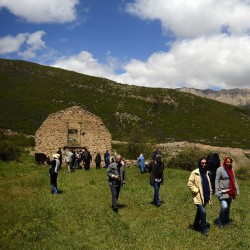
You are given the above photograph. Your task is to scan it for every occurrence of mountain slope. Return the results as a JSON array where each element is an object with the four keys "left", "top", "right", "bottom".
[
  {"left": 0, "top": 59, "right": 250, "bottom": 148},
  {"left": 178, "top": 87, "right": 250, "bottom": 107}
]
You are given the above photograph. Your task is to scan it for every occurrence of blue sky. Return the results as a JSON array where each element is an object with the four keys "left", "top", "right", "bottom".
[{"left": 1, "top": 0, "right": 250, "bottom": 90}]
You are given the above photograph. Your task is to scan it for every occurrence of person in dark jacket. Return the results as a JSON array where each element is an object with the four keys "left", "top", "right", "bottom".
[
  {"left": 83, "top": 148, "right": 92, "bottom": 170},
  {"left": 46, "top": 153, "right": 60, "bottom": 194},
  {"left": 95, "top": 153, "right": 102, "bottom": 169},
  {"left": 206, "top": 152, "right": 220, "bottom": 194},
  {"left": 106, "top": 154, "right": 125, "bottom": 212},
  {"left": 150, "top": 155, "right": 164, "bottom": 207},
  {"left": 104, "top": 150, "right": 110, "bottom": 168}
]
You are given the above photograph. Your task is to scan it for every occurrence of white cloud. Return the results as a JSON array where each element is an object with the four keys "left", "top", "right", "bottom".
[
  {"left": 18, "top": 31, "right": 46, "bottom": 59},
  {"left": 125, "top": 0, "right": 250, "bottom": 38},
  {"left": 0, "top": 31, "right": 46, "bottom": 59},
  {"left": 52, "top": 35, "right": 250, "bottom": 89},
  {"left": 52, "top": 51, "right": 115, "bottom": 78},
  {"left": 0, "top": 33, "right": 27, "bottom": 54},
  {"left": 113, "top": 35, "right": 250, "bottom": 89},
  {"left": 0, "top": 0, "right": 79, "bottom": 23}
]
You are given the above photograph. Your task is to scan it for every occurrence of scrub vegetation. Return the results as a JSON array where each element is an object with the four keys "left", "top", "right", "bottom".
[
  {"left": 0, "top": 153, "right": 249, "bottom": 249},
  {"left": 0, "top": 59, "right": 250, "bottom": 148}
]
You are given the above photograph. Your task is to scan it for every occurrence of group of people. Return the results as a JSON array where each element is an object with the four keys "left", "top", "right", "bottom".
[
  {"left": 46, "top": 148, "right": 240, "bottom": 236},
  {"left": 64, "top": 147, "right": 93, "bottom": 173},
  {"left": 108, "top": 153, "right": 165, "bottom": 212},
  {"left": 188, "top": 156, "right": 240, "bottom": 236},
  {"left": 46, "top": 148, "right": 119, "bottom": 194}
]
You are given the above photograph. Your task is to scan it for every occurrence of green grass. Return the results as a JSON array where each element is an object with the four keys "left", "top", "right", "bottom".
[{"left": 0, "top": 154, "right": 249, "bottom": 249}]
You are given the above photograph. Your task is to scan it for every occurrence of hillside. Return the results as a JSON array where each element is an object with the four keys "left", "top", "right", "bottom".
[
  {"left": 178, "top": 87, "right": 250, "bottom": 107},
  {"left": 0, "top": 58, "right": 250, "bottom": 148}
]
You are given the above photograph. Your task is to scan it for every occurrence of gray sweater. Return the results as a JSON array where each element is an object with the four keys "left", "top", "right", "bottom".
[
  {"left": 215, "top": 166, "right": 239, "bottom": 198},
  {"left": 106, "top": 161, "right": 125, "bottom": 187}
]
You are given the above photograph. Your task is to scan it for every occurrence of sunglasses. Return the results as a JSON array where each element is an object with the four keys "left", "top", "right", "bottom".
[{"left": 201, "top": 162, "right": 206, "bottom": 165}]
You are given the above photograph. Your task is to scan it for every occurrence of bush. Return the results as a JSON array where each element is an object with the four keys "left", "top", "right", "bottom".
[
  {"left": 0, "top": 141, "right": 21, "bottom": 161},
  {"left": 166, "top": 147, "right": 209, "bottom": 171},
  {"left": 235, "top": 167, "right": 250, "bottom": 181},
  {"left": 7, "top": 134, "right": 35, "bottom": 147},
  {"left": 112, "top": 143, "right": 153, "bottom": 160}
]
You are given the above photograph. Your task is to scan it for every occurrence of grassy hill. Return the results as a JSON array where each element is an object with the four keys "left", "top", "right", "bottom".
[
  {"left": 0, "top": 155, "right": 249, "bottom": 249},
  {"left": 0, "top": 58, "right": 250, "bottom": 148}
]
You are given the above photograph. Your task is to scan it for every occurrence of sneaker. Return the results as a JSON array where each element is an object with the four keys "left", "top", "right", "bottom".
[{"left": 202, "top": 230, "right": 209, "bottom": 236}]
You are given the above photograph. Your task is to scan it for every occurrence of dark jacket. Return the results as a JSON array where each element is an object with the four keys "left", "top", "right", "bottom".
[
  {"left": 46, "top": 158, "right": 60, "bottom": 175},
  {"left": 150, "top": 160, "right": 164, "bottom": 186}
]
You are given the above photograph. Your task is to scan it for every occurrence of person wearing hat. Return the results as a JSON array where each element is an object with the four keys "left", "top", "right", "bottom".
[{"left": 46, "top": 153, "right": 60, "bottom": 194}]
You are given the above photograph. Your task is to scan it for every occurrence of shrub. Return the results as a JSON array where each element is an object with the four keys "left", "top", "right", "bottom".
[
  {"left": 0, "top": 141, "right": 21, "bottom": 161},
  {"left": 235, "top": 167, "right": 250, "bottom": 181},
  {"left": 113, "top": 143, "right": 153, "bottom": 160},
  {"left": 166, "top": 147, "right": 209, "bottom": 171},
  {"left": 7, "top": 134, "right": 35, "bottom": 147}
]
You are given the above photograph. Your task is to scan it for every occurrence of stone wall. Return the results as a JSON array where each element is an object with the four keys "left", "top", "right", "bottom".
[{"left": 35, "top": 106, "right": 112, "bottom": 163}]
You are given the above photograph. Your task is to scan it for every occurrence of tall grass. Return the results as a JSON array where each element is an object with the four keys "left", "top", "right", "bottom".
[{"left": 0, "top": 154, "right": 249, "bottom": 249}]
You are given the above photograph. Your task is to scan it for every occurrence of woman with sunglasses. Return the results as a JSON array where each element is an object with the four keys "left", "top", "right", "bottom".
[
  {"left": 215, "top": 157, "right": 239, "bottom": 228},
  {"left": 188, "top": 158, "right": 212, "bottom": 236}
]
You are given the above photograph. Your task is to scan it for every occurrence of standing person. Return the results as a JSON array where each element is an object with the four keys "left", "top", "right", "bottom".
[
  {"left": 84, "top": 148, "right": 92, "bottom": 170},
  {"left": 206, "top": 152, "right": 220, "bottom": 194},
  {"left": 187, "top": 158, "right": 212, "bottom": 236},
  {"left": 65, "top": 149, "right": 74, "bottom": 173},
  {"left": 104, "top": 150, "right": 110, "bottom": 168},
  {"left": 152, "top": 149, "right": 158, "bottom": 161},
  {"left": 150, "top": 155, "right": 164, "bottom": 207},
  {"left": 95, "top": 153, "right": 102, "bottom": 169},
  {"left": 106, "top": 154, "right": 125, "bottom": 213},
  {"left": 137, "top": 153, "right": 145, "bottom": 174},
  {"left": 74, "top": 149, "right": 80, "bottom": 169},
  {"left": 46, "top": 153, "right": 60, "bottom": 194},
  {"left": 215, "top": 157, "right": 240, "bottom": 228}
]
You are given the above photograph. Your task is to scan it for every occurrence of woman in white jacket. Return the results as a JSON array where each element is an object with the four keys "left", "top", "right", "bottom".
[{"left": 188, "top": 158, "right": 212, "bottom": 236}]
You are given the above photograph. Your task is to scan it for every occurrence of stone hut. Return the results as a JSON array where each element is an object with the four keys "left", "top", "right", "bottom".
[{"left": 35, "top": 106, "right": 112, "bottom": 163}]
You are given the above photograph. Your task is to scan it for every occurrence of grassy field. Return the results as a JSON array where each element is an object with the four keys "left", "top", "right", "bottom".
[{"left": 0, "top": 154, "right": 249, "bottom": 250}]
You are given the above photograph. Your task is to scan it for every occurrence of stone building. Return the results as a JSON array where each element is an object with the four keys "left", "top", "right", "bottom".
[{"left": 35, "top": 106, "right": 112, "bottom": 164}]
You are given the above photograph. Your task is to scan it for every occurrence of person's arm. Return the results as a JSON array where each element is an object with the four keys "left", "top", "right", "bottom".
[
  {"left": 215, "top": 168, "right": 221, "bottom": 197},
  {"left": 187, "top": 171, "right": 199, "bottom": 194}
]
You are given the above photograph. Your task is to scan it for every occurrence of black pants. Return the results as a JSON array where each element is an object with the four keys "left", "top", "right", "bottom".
[
  {"left": 110, "top": 185, "right": 121, "bottom": 209},
  {"left": 84, "top": 161, "right": 90, "bottom": 170},
  {"left": 50, "top": 173, "right": 58, "bottom": 194}
]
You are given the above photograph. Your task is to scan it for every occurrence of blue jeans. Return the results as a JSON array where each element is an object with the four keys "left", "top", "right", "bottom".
[
  {"left": 139, "top": 164, "right": 145, "bottom": 173},
  {"left": 194, "top": 204, "right": 207, "bottom": 232},
  {"left": 153, "top": 181, "right": 161, "bottom": 206},
  {"left": 218, "top": 197, "right": 232, "bottom": 226}
]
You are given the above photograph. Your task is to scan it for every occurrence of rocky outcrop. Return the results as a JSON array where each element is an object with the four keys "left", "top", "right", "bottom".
[
  {"left": 178, "top": 88, "right": 250, "bottom": 107},
  {"left": 157, "top": 141, "right": 250, "bottom": 169}
]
